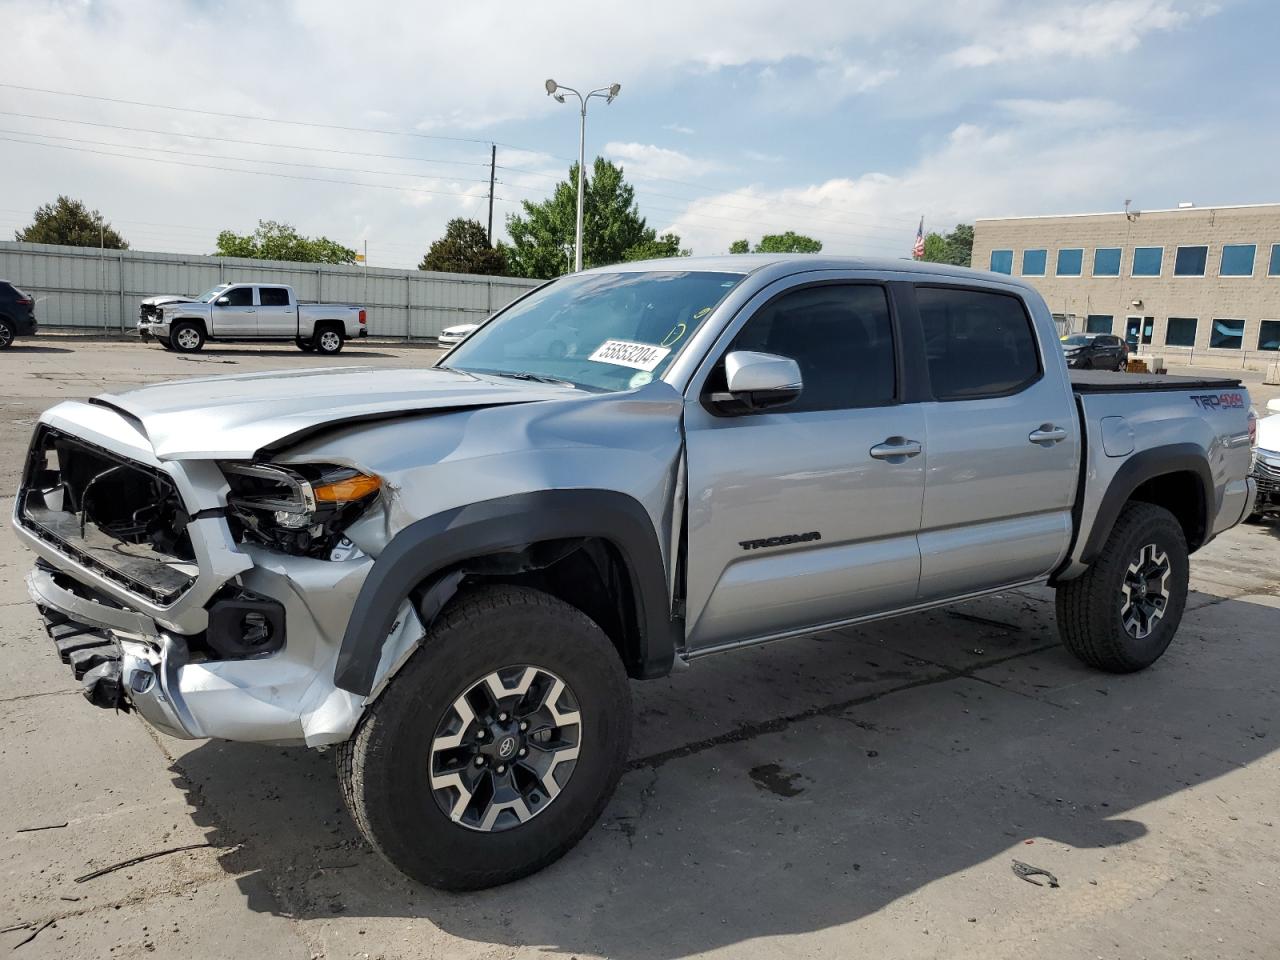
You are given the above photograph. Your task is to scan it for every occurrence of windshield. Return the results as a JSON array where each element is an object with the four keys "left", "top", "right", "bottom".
[
  {"left": 193, "top": 285, "right": 229, "bottom": 302},
  {"left": 441, "top": 270, "right": 745, "bottom": 392},
  {"left": 1062, "top": 334, "right": 1090, "bottom": 346}
]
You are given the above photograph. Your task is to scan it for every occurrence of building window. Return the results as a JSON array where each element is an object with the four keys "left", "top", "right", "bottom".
[
  {"left": 1056, "top": 248, "right": 1083, "bottom": 276},
  {"left": 1209, "top": 318, "right": 1245, "bottom": 349},
  {"left": 1085, "top": 314, "right": 1113, "bottom": 333},
  {"left": 1093, "top": 247, "right": 1121, "bottom": 276},
  {"left": 1174, "top": 245, "right": 1208, "bottom": 276},
  {"left": 1259, "top": 320, "right": 1280, "bottom": 351},
  {"left": 1220, "top": 244, "right": 1256, "bottom": 277},
  {"left": 1269, "top": 243, "right": 1280, "bottom": 276},
  {"left": 1021, "top": 249, "right": 1046, "bottom": 276},
  {"left": 1166, "top": 317, "right": 1197, "bottom": 347},
  {"left": 1132, "top": 246, "right": 1163, "bottom": 276},
  {"left": 989, "top": 249, "right": 1013, "bottom": 274}
]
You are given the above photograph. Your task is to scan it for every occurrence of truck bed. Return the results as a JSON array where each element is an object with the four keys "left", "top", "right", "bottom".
[{"left": 1069, "top": 370, "right": 1243, "bottom": 394}]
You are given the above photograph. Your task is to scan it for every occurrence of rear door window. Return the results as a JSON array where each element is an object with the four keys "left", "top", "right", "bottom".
[
  {"left": 916, "top": 286, "right": 1041, "bottom": 400},
  {"left": 258, "top": 287, "right": 290, "bottom": 306}
]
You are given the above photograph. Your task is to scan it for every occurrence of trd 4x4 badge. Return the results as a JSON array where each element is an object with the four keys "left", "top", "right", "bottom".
[
  {"left": 1190, "top": 393, "right": 1244, "bottom": 410},
  {"left": 739, "top": 531, "right": 822, "bottom": 551}
]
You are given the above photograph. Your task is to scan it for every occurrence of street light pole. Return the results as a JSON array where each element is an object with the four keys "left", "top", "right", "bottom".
[{"left": 545, "top": 79, "right": 621, "bottom": 273}]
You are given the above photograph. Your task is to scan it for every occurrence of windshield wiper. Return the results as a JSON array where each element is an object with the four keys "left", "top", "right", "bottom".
[{"left": 488, "top": 370, "right": 578, "bottom": 388}]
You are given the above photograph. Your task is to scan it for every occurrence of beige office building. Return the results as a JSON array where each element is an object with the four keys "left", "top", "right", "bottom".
[{"left": 972, "top": 203, "right": 1280, "bottom": 359}]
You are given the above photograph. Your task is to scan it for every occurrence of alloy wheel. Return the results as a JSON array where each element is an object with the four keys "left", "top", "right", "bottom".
[
  {"left": 429, "top": 665, "right": 582, "bottom": 833},
  {"left": 176, "top": 328, "right": 201, "bottom": 350},
  {"left": 318, "top": 330, "right": 341, "bottom": 352},
  {"left": 0, "top": 322, "right": 13, "bottom": 348},
  {"left": 1120, "top": 542, "right": 1171, "bottom": 639}
]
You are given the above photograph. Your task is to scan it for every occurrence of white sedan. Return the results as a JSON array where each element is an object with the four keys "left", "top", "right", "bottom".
[{"left": 437, "top": 323, "right": 480, "bottom": 348}]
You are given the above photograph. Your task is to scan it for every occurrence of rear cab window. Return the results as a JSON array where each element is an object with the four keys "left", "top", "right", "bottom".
[
  {"left": 258, "top": 287, "right": 291, "bottom": 306},
  {"left": 915, "top": 286, "right": 1041, "bottom": 400}
]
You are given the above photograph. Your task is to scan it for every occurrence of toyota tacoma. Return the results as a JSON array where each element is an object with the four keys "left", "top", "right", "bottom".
[{"left": 15, "top": 255, "right": 1257, "bottom": 889}]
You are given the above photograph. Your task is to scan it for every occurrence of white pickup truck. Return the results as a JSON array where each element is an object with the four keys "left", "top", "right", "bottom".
[{"left": 137, "top": 283, "right": 367, "bottom": 354}]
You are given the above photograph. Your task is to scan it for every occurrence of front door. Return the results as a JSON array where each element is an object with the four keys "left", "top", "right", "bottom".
[
  {"left": 255, "top": 286, "right": 295, "bottom": 336},
  {"left": 913, "top": 284, "right": 1079, "bottom": 600},
  {"left": 213, "top": 285, "right": 257, "bottom": 336},
  {"left": 683, "top": 279, "right": 925, "bottom": 652},
  {"left": 1125, "top": 316, "right": 1142, "bottom": 349}
]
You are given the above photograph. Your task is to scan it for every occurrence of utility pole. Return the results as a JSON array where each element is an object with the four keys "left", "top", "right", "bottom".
[{"left": 487, "top": 144, "right": 496, "bottom": 245}]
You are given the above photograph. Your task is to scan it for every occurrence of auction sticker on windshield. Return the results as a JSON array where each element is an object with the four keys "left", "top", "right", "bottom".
[{"left": 588, "top": 339, "right": 671, "bottom": 371}]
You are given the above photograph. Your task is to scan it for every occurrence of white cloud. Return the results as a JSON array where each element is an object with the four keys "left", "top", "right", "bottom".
[
  {"left": 996, "top": 98, "right": 1127, "bottom": 124},
  {"left": 663, "top": 123, "right": 696, "bottom": 135},
  {"left": 945, "top": 0, "right": 1198, "bottom": 66},
  {"left": 604, "top": 142, "right": 722, "bottom": 181}
]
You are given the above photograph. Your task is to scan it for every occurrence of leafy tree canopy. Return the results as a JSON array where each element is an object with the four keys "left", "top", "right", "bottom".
[
  {"left": 920, "top": 223, "right": 973, "bottom": 267},
  {"left": 503, "top": 158, "right": 687, "bottom": 278},
  {"left": 215, "top": 220, "right": 356, "bottom": 264},
  {"left": 16, "top": 195, "right": 128, "bottom": 249},
  {"left": 728, "top": 232, "right": 822, "bottom": 254},
  {"left": 419, "top": 218, "right": 507, "bottom": 275}
]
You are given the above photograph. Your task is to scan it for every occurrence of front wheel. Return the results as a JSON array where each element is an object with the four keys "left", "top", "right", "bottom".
[
  {"left": 1055, "top": 502, "right": 1189, "bottom": 672},
  {"left": 170, "top": 322, "right": 205, "bottom": 353},
  {"left": 337, "top": 585, "right": 632, "bottom": 890}
]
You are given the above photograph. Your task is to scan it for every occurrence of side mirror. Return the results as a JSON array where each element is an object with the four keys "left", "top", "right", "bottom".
[
  {"left": 709, "top": 351, "right": 803, "bottom": 414},
  {"left": 215, "top": 296, "right": 231, "bottom": 306},
  {"left": 1267, "top": 398, "right": 1280, "bottom": 415}
]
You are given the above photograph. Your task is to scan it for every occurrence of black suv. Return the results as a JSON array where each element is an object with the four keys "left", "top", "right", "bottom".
[
  {"left": 1061, "top": 332, "right": 1127, "bottom": 370},
  {"left": 0, "top": 280, "right": 37, "bottom": 349}
]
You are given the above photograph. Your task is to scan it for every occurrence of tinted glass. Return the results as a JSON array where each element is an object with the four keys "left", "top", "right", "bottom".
[
  {"left": 1220, "top": 244, "right": 1256, "bottom": 276},
  {"left": 1174, "top": 246, "right": 1208, "bottom": 276},
  {"left": 1022, "top": 249, "right": 1046, "bottom": 276},
  {"left": 444, "top": 271, "right": 744, "bottom": 393},
  {"left": 0, "top": 282, "right": 13, "bottom": 298},
  {"left": 1056, "top": 249, "right": 1083, "bottom": 276},
  {"left": 222, "top": 286, "right": 254, "bottom": 306},
  {"left": 725, "top": 284, "right": 895, "bottom": 411},
  {"left": 1132, "top": 246, "right": 1163, "bottom": 276},
  {"left": 1259, "top": 320, "right": 1280, "bottom": 351},
  {"left": 1270, "top": 244, "right": 1280, "bottom": 276},
  {"left": 1085, "top": 314, "right": 1113, "bottom": 333},
  {"left": 989, "top": 250, "right": 1013, "bottom": 274},
  {"left": 1093, "top": 248, "right": 1121, "bottom": 276},
  {"left": 1062, "top": 335, "right": 1090, "bottom": 346},
  {"left": 1166, "top": 317, "right": 1197, "bottom": 347},
  {"left": 916, "top": 287, "right": 1039, "bottom": 400},
  {"left": 1209, "top": 318, "right": 1244, "bottom": 349},
  {"left": 259, "top": 287, "right": 290, "bottom": 306}
]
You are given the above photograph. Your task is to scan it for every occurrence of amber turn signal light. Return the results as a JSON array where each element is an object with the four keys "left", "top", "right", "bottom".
[{"left": 313, "top": 472, "right": 382, "bottom": 503}]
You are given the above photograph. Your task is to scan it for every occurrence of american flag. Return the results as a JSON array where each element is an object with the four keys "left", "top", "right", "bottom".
[{"left": 912, "top": 217, "right": 925, "bottom": 259}]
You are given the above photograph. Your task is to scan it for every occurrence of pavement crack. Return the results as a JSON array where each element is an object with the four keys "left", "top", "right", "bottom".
[
  {"left": 0, "top": 688, "right": 77, "bottom": 704},
  {"left": 626, "top": 642, "right": 1061, "bottom": 771}
]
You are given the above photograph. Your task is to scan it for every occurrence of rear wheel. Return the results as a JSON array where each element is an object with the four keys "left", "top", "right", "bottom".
[
  {"left": 170, "top": 322, "right": 205, "bottom": 353},
  {"left": 0, "top": 319, "right": 14, "bottom": 350},
  {"left": 1055, "top": 502, "right": 1189, "bottom": 672},
  {"left": 337, "top": 585, "right": 631, "bottom": 890},
  {"left": 315, "top": 325, "right": 343, "bottom": 355}
]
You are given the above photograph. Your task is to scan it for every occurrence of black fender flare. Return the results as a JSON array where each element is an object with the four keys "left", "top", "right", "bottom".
[
  {"left": 333, "top": 489, "right": 676, "bottom": 696},
  {"left": 1079, "top": 442, "right": 1215, "bottom": 564}
]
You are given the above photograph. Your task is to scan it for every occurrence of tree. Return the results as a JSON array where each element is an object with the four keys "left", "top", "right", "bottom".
[
  {"left": 215, "top": 220, "right": 356, "bottom": 264},
  {"left": 622, "top": 232, "right": 690, "bottom": 261},
  {"left": 728, "top": 232, "right": 822, "bottom": 254},
  {"left": 503, "top": 158, "right": 687, "bottom": 278},
  {"left": 754, "top": 231, "right": 823, "bottom": 254},
  {"left": 15, "top": 196, "right": 128, "bottom": 249},
  {"left": 419, "top": 218, "right": 507, "bottom": 275},
  {"left": 920, "top": 223, "right": 974, "bottom": 267}
]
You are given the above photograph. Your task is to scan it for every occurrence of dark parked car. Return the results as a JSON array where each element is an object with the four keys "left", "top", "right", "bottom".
[
  {"left": 1061, "top": 333, "right": 1127, "bottom": 370},
  {"left": 0, "top": 280, "right": 38, "bottom": 349}
]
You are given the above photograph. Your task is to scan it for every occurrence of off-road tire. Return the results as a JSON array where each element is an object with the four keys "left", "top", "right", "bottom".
[
  {"left": 170, "top": 321, "right": 205, "bottom": 353},
  {"left": 314, "top": 324, "right": 344, "bottom": 354},
  {"left": 1055, "top": 501, "right": 1189, "bottom": 672},
  {"left": 0, "top": 318, "right": 15, "bottom": 349},
  {"left": 336, "top": 585, "right": 632, "bottom": 890}
]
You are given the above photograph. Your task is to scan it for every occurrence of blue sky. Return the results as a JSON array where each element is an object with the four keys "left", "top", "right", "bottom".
[{"left": 1, "top": 0, "right": 1275, "bottom": 266}]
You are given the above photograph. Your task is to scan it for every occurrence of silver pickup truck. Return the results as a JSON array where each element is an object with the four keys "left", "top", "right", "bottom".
[
  {"left": 15, "top": 255, "right": 1256, "bottom": 890},
  {"left": 137, "top": 283, "right": 366, "bottom": 354}
]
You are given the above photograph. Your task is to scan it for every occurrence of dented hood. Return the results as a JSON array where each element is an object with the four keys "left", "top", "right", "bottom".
[{"left": 92, "top": 365, "right": 573, "bottom": 460}]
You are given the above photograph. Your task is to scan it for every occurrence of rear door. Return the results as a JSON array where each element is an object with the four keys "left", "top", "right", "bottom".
[
  {"left": 682, "top": 278, "right": 926, "bottom": 652},
  {"left": 255, "top": 286, "right": 295, "bottom": 337},
  {"left": 911, "top": 284, "right": 1079, "bottom": 600},
  {"left": 212, "top": 285, "right": 256, "bottom": 336}
]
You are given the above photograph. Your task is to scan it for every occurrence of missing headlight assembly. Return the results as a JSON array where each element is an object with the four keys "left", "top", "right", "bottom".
[{"left": 221, "top": 461, "right": 381, "bottom": 559}]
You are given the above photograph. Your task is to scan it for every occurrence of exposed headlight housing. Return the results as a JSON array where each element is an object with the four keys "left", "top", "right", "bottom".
[{"left": 220, "top": 462, "right": 381, "bottom": 559}]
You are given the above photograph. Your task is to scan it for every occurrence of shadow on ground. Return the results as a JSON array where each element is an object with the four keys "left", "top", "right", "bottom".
[{"left": 168, "top": 590, "right": 1280, "bottom": 959}]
